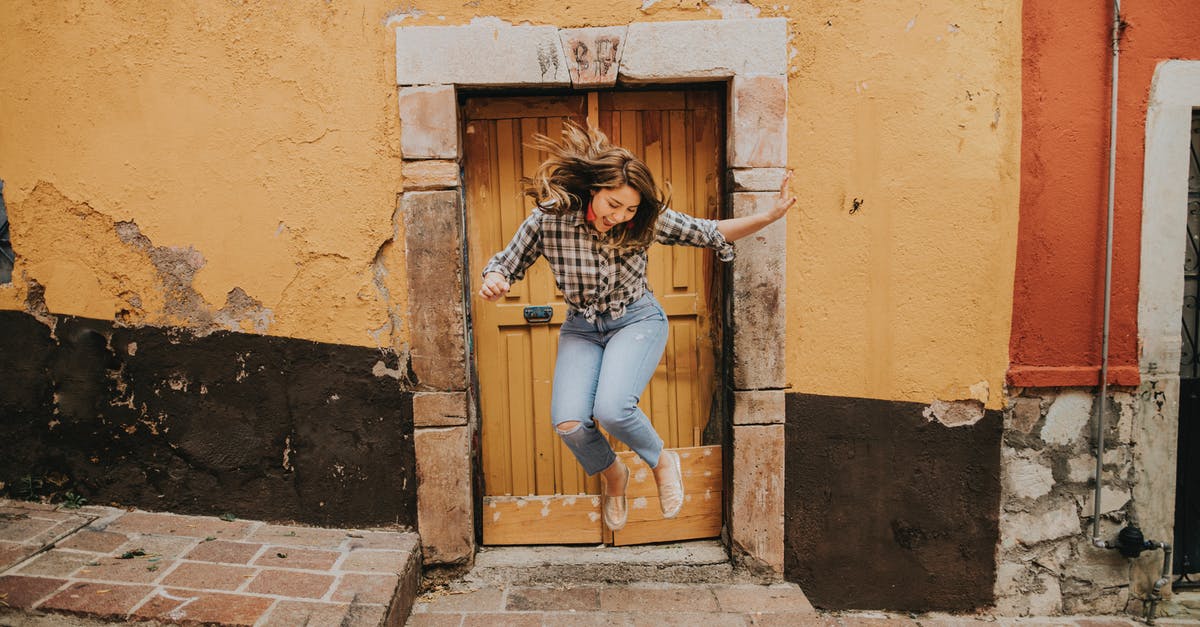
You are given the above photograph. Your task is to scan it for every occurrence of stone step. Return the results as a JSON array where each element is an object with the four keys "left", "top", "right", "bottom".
[
  {"left": 0, "top": 499, "right": 421, "bottom": 626},
  {"left": 410, "top": 581, "right": 817, "bottom": 623},
  {"left": 1173, "top": 588, "right": 1200, "bottom": 611},
  {"left": 462, "top": 540, "right": 742, "bottom": 587}
]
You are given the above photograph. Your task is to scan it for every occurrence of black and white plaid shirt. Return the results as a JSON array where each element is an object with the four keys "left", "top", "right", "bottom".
[{"left": 482, "top": 207, "right": 735, "bottom": 322}]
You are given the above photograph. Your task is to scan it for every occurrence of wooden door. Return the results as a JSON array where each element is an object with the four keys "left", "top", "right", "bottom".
[{"left": 465, "top": 89, "right": 724, "bottom": 546}]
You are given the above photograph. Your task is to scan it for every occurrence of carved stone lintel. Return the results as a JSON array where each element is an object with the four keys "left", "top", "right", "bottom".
[{"left": 559, "top": 27, "right": 627, "bottom": 87}]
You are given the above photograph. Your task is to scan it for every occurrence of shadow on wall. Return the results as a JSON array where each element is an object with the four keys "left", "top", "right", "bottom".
[{"left": 0, "top": 309, "right": 418, "bottom": 528}]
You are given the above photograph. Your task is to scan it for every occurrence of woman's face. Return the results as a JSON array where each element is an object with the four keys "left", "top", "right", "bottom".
[{"left": 589, "top": 184, "right": 641, "bottom": 233}]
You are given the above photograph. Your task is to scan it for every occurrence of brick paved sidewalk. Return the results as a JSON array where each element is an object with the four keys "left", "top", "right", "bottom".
[
  {"left": 0, "top": 499, "right": 420, "bottom": 626},
  {"left": 3, "top": 499, "right": 1195, "bottom": 627}
]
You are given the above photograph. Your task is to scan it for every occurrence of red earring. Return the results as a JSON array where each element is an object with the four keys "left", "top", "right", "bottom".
[{"left": 586, "top": 200, "right": 596, "bottom": 222}]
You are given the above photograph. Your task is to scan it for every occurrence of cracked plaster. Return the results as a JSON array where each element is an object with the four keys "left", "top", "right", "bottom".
[
  {"left": 6, "top": 184, "right": 274, "bottom": 336},
  {"left": 0, "top": 2, "right": 407, "bottom": 349}
]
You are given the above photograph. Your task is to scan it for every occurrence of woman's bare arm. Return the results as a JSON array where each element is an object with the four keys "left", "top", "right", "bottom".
[{"left": 716, "top": 171, "right": 796, "bottom": 242}]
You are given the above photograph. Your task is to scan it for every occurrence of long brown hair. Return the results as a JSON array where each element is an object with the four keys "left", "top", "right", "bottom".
[{"left": 523, "top": 122, "right": 667, "bottom": 250}]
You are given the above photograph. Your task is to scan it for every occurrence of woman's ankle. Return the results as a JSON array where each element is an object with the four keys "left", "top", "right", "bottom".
[
  {"left": 651, "top": 455, "right": 669, "bottom": 479},
  {"left": 601, "top": 459, "right": 626, "bottom": 493}
]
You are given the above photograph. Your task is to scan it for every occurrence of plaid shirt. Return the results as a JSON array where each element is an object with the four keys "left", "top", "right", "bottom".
[{"left": 482, "top": 207, "right": 735, "bottom": 322}]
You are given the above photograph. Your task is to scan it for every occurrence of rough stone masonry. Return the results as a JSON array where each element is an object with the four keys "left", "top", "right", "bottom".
[{"left": 995, "top": 388, "right": 1139, "bottom": 615}]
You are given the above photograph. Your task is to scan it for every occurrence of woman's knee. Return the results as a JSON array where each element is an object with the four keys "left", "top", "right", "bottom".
[
  {"left": 555, "top": 420, "right": 582, "bottom": 434},
  {"left": 552, "top": 401, "right": 591, "bottom": 428},
  {"left": 554, "top": 419, "right": 598, "bottom": 450},
  {"left": 592, "top": 397, "right": 638, "bottom": 428}
]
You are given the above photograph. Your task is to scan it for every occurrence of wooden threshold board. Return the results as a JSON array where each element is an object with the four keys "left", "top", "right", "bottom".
[{"left": 482, "top": 445, "right": 722, "bottom": 546}]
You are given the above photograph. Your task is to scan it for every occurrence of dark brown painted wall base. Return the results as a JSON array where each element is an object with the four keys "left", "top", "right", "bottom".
[
  {"left": 784, "top": 392, "right": 1001, "bottom": 611},
  {"left": 0, "top": 311, "right": 416, "bottom": 528}
]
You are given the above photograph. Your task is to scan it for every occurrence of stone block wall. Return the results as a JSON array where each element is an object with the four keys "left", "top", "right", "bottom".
[
  {"left": 995, "top": 387, "right": 1140, "bottom": 615},
  {"left": 398, "top": 98, "right": 473, "bottom": 566}
]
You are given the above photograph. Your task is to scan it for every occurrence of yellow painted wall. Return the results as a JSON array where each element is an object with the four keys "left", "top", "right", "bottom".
[
  {"left": 785, "top": 2, "right": 1021, "bottom": 410},
  {"left": 0, "top": 1, "right": 1020, "bottom": 409},
  {"left": 0, "top": 2, "right": 407, "bottom": 349}
]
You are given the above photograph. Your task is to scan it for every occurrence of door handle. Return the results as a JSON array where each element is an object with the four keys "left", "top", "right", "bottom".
[{"left": 523, "top": 306, "right": 553, "bottom": 324}]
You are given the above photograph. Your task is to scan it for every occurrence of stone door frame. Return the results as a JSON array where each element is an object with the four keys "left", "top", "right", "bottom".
[
  {"left": 396, "top": 18, "right": 790, "bottom": 573},
  {"left": 1133, "top": 60, "right": 1200, "bottom": 561}
]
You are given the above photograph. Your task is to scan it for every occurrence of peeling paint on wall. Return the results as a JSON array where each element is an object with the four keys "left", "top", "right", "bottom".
[
  {"left": 923, "top": 398, "right": 985, "bottom": 427},
  {"left": 383, "top": 5, "right": 426, "bottom": 27},
  {"left": 9, "top": 183, "right": 273, "bottom": 336},
  {"left": 0, "top": 2, "right": 406, "bottom": 349},
  {"left": 367, "top": 197, "right": 406, "bottom": 352},
  {"left": 705, "top": 0, "right": 760, "bottom": 19},
  {"left": 23, "top": 277, "right": 55, "bottom": 333},
  {"left": 0, "top": 180, "right": 13, "bottom": 284},
  {"left": 114, "top": 219, "right": 272, "bottom": 335}
]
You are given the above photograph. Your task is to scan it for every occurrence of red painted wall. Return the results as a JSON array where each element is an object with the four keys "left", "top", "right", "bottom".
[{"left": 1010, "top": 0, "right": 1200, "bottom": 388}]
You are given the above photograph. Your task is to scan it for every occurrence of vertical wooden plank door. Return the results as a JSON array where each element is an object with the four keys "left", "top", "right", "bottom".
[{"left": 465, "top": 89, "right": 725, "bottom": 546}]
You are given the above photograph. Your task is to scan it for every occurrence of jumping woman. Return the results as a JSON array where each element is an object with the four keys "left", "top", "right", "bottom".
[{"left": 479, "top": 123, "right": 795, "bottom": 531}]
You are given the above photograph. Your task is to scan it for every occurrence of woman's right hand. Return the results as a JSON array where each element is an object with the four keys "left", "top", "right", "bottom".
[{"left": 479, "top": 272, "right": 511, "bottom": 301}]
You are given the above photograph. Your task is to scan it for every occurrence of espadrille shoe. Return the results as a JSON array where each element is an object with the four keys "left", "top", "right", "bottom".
[
  {"left": 601, "top": 458, "right": 630, "bottom": 531},
  {"left": 656, "top": 449, "right": 684, "bottom": 519}
]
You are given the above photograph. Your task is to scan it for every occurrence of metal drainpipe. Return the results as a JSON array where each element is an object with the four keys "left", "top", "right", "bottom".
[
  {"left": 1146, "top": 541, "right": 1174, "bottom": 624},
  {"left": 1091, "top": 0, "right": 1122, "bottom": 548},
  {"left": 1087, "top": 5, "right": 1178, "bottom": 621}
]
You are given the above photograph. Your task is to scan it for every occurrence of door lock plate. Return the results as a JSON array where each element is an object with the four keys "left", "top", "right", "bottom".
[{"left": 523, "top": 306, "right": 553, "bottom": 323}]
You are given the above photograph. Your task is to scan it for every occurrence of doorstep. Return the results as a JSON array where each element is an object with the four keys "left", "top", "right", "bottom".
[
  {"left": 413, "top": 540, "right": 817, "bottom": 625},
  {"left": 464, "top": 540, "right": 736, "bottom": 586},
  {"left": 0, "top": 499, "right": 420, "bottom": 626}
]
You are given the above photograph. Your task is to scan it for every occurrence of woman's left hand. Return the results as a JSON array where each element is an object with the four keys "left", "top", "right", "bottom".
[
  {"left": 767, "top": 170, "right": 797, "bottom": 222},
  {"left": 715, "top": 170, "right": 798, "bottom": 242}
]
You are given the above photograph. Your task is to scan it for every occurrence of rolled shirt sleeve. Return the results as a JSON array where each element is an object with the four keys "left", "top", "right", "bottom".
[{"left": 654, "top": 207, "right": 735, "bottom": 261}]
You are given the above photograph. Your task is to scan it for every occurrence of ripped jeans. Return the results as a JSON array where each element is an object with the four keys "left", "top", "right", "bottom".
[{"left": 551, "top": 293, "right": 669, "bottom": 475}]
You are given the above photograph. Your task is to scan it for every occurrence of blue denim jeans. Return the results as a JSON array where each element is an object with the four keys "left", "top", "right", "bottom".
[{"left": 551, "top": 293, "right": 669, "bottom": 475}]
